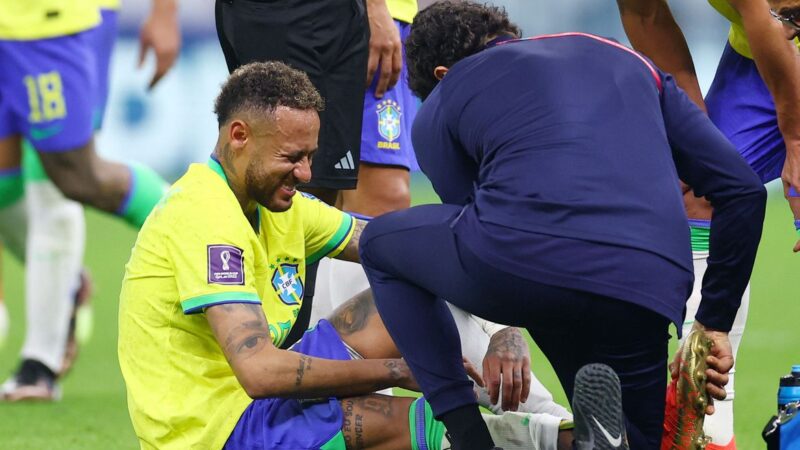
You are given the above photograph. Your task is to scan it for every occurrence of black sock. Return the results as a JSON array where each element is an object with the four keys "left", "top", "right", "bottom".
[{"left": 440, "top": 404, "right": 494, "bottom": 450}]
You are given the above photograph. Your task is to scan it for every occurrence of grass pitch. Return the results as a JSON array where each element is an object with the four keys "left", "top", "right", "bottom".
[{"left": 0, "top": 174, "right": 797, "bottom": 449}]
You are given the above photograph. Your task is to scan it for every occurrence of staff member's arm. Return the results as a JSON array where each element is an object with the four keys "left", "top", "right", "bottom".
[
  {"left": 617, "top": 0, "right": 706, "bottom": 110},
  {"left": 661, "top": 72, "right": 767, "bottom": 406}
]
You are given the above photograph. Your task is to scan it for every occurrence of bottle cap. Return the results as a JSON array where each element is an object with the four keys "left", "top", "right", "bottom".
[{"left": 781, "top": 373, "right": 800, "bottom": 387}]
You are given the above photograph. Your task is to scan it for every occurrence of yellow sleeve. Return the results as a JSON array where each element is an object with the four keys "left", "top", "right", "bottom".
[
  {"left": 163, "top": 200, "right": 261, "bottom": 314},
  {"left": 295, "top": 193, "right": 355, "bottom": 265}
]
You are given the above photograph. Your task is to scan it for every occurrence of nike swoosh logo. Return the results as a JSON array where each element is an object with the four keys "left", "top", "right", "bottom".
[
  {"left": 29, "top": 124, "right": 63, "bottom": 141},
  {"left": 592, "top": 416, "right": 622, "bottom": 447}
]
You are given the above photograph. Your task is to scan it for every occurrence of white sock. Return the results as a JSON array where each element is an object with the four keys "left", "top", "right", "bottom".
[
  {"left": 0, "top": 196, "right": 28, "bottom": 261},
  {"left": 683, "top": 251, "right": 745, "bottom": 445},
  {"left": 20, "top": 181, "right": 85, "bottom": 373},
  {"left": 0, "top": 299, "right": 8, "bottom": 349},
  {"left": 481, "top": 411, "right": 563, "bottom": 450}
]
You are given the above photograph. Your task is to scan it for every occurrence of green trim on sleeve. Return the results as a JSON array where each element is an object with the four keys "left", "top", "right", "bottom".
[
  {"left": 307, "top": 213, "right": 355, "bottom": 265},
  {"left": 181, "top": 291, "right": 261, "bottom": 314}
]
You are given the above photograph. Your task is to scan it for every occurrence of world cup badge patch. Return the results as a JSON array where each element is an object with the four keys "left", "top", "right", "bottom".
[
  {"left": 207, "top": 245, "right": 245, "bottom": 285},
  {"left": 271, "top": 263, "right": 304, "bottom": 305},
  {"left": 376, "top": 99, "right": 402, "bottom": 150}
]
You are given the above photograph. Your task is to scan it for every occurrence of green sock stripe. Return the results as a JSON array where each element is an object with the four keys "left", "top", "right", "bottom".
[
  {"left": 21, "top": 140, "right": 49, "bottom": 183},
  {"left": 117, "top": 162, "right": 168, "bottom": 228},
  {"left": 0, "top": 168, "right": 23, "bottom": 209},
  {"left": 689, "top": 219, "right": 710, "bottom": 252},
  {"left": 409, "top": 398, "right": 420, "bottom": 450},
  {"left": 422, "top": 399, "right": 445, "bottom": 450}
]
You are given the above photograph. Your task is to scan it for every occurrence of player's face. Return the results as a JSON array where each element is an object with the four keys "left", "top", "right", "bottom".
[
  {"left": 246, "top": 107, "right": 319, "bottom": 212},
  {"left": 770, "top": 0, "right": 800, "bottom": 39}
]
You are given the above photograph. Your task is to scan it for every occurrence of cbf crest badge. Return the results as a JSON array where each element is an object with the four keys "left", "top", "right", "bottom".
[
  {"left": 376, "top": 99, "right": 402, "bottom": 142},
  {"left": 271, "top": 263, "right": 304, "bottom": 305}
]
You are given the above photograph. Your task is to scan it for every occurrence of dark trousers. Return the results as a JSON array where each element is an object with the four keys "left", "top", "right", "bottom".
[
  {"left": 359, "top": 204, "right": 670, "bottom": 449},
  {"left": 215, "top": 0, "right": 369, "bottom": 190}
]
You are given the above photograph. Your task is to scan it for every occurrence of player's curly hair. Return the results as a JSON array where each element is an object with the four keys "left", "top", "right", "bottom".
[
  {"left": 406, "top": 1, "right": 520, "bottom": 99},
  {"left": 214, "top": 61, "right": 324, "bottom": 127}
]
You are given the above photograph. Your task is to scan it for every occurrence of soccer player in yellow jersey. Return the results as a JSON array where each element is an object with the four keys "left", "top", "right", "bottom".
[
  {"left": 616, "top": 0, "right": 800, "bottom": 448},
  {"left": 0, "top": 0, "right": 181, "bottom": 401},
  {"left": 120, "top": 61, "right": 585, "bottom": 450}
]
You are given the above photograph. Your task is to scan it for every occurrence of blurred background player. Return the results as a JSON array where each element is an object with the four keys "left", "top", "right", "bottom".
[
  {"left": 617, "top": 0, "right": 800, "bottom": 447},
  {"left": 0, "top": 0, "right": 170, "bottom": 227},
  {"left": 0, "top": 0, "right": 179, "bottom": 401}
]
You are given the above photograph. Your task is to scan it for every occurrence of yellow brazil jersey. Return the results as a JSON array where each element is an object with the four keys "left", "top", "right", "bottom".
[
  {"left": 708, "top": 0, "right": 800, "bottom": 59},
  {"left": 95, "top": 0, "right": 121, "bottom": 11},
  {"left": 119, "top": 158, "right": 354, "bottom": 450},
  {"left": 0, "top": 0, "right": 100, "bottom": 40},
  {"left": 387, "top": 0, "right": 417, "bottom": 24}
]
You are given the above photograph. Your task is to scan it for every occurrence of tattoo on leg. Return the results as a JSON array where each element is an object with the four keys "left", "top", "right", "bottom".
[
  {"left": 330, "top": 289, "right": 377, "bottom": 335},
  {"left": 342, "top": 399, "right": 354, "bottom": 448},
  {"left": 359, "top": 396, "right": 393, "bottom": 417},
  {"left": 355, "top": 414, "right": 365, "bottom": 449},
  {"left": 295, "top": 355, "right": 312, "bottom": 387}
]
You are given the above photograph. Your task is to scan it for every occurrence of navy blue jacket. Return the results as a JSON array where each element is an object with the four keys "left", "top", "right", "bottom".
[{"left": 412, "top": 33, "right": 766, "bottom": 331}]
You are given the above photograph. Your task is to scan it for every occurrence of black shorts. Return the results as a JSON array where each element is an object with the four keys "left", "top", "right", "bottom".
[{"left": 215, "top": 0, "right": 369, "bottom": 190}]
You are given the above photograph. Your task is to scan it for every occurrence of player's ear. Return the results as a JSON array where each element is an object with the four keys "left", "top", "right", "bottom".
[
  {"left": 228, "top": 119, "right": 249, "bottom": 149},
  {"left": 433, "top": 66, "right": 449, "bottom": 81}
]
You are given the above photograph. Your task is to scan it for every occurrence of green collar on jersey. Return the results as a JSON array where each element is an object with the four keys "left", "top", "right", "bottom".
[{"left": 207, "top": 156, "right": 228, "bottom": 182}]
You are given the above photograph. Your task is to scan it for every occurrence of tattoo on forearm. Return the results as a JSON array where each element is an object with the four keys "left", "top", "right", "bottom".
[
  {"left": 487, "top": 327, "right": 527, "bottom": 359},
  {"left": 339, "top": 219, "right": 367, "bottom": 262},
  {"left": 329, "top": 289, "right": 377, "bottom": 335},
  {"left": 213, "top": 303, "right": 271, "bottom": 360},
  {"left": 383, "top": 360, "right": 404, "bottom": 381},
  {"left": 295, "top": 355, "right": 312, "bottom": 387}
]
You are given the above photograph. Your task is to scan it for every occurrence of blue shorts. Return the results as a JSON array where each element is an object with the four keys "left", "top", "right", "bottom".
[
  {"left": 0, "top": 31, "right": 97, "bottom": 152},
  {"left": 706, "top": 43, "right": 784, "bottom": 183},
  {"left": 224, "top": 320, "right": 349, "bottom": 450},
  {"left": 360, "top": 20, "right": 420, "bottom": 171},
  {"left": 86, "top": 9, "right": 118, "bottom": 129}
]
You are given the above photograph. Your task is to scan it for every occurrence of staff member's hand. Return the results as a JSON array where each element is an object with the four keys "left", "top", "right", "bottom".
[
  {"left": 669, "top": 321, "right": 734, "bottom": 415},
  {"left": 365, "top": 0, "right": 402, "bottom": 98},
  {"left": 482, "top": 327, "right": 531, "bottom": 411}
]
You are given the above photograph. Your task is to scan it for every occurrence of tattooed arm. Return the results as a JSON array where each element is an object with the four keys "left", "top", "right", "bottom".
[
  {"left": 482, "top": 326, "right": 532, "bottom": 412},
  {"left": 335, "top": 219, "right": 366, "bottom": 263},
  {"left": 205, "top": 302, "right": 417, "bottom": 399}
]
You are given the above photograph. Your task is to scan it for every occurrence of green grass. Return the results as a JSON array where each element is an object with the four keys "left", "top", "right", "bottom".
[{"left": 0, "top": 175, "right": 797, "bottom": 449}]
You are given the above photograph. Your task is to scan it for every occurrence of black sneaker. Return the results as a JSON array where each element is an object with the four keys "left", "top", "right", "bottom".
[
  {"left": 0, "top": 359, "right": 61, "bottom": 402},
  {"left": 572, "top": 363, "right": 629, "bottom": 449}
]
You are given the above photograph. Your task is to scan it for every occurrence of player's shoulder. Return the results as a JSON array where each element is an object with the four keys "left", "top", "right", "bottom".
[{"left": 146, "top": 164, "right": 244, "bottom": 232}]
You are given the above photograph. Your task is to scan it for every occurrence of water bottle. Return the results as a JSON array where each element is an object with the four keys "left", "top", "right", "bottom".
[{"left": 778, "top": 365, "right": 800, "bottom": 413}]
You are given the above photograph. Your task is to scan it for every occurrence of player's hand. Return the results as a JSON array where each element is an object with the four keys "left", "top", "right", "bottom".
[
  {"left": 482, "top": 327, "right": 531, "bottom": 412},
  {"left": 463, "top": 356, "right": 485, "bottom": 389},
  {"left": 781, "top": 149, "right": 800, "bottom": 204},
  {"left": 794, "top": 238, "right": 800, "bottom": 253},
  {"left": 138, "top": 0, "right": 181, "bottom": 90},
  {"left": 365, "top": 0, "right": 402, "bottom": 98}
]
